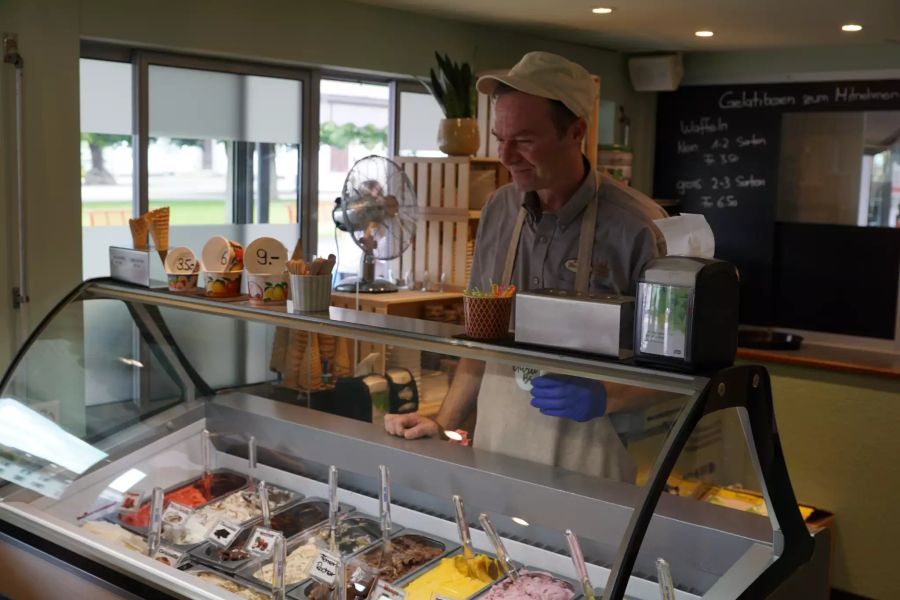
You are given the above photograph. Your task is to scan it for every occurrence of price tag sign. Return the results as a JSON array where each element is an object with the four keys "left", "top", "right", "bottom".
[
  {"left": 164, "top": 247, "right": 198, "bottom": 274},
  {"left": 161, "top": 501, "right": 193, "bottom": 527},
  {"left": 118, "top": 490, "right": 143, "bottom": 514},
  {"left": 152, "top": 545, "right": 184, "bottom": 567},
  {"left": 309, "top": 549, "right": 341, "bottom": 585},
  {"left": 245, "top": 237, "right": 287, "bottom": 274},
  {"left": 368, "top": 579, "right": 406, "bottom": 600},
  {"left": 244, "top": 526, "right": 280, "bottom": 558},
  {"left": 205, "top": 519, "right": 241, "bottom": 548}
]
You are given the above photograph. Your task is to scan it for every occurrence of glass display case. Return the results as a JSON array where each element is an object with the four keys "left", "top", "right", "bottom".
[{"left": 0, "top": 279, "right": 829, "bottom": 600}]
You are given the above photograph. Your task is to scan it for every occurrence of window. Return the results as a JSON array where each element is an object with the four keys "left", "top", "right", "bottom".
[
  {"left": 148, "top": 65, "right": 302, "bottom": 225},
  {"left": 79, "top": 58, "right": 134, "bottom": 228},
  {"left": 317, "top": 79, "right": 390, "bottom": 279},
  {"left": 397, "top": 87, "right": 445, "bottom": 158}
]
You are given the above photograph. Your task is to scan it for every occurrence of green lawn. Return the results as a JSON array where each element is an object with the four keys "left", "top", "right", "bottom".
[{"left": 81, "top": 199, "right": 297, "bottom": 226}]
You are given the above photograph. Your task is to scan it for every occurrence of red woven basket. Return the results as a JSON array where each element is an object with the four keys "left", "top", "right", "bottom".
[{"left": 464, "top": 296, "right": 513, "bottom": 340}]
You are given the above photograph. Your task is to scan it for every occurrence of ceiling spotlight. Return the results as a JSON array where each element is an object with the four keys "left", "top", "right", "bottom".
[
  {"left": 695, "top": 30, "right": 715, "bottom": 38},
  {"left": 592, "top": 7, "right": 614, "bottom": 14},
  {"left": 511, "top": 517, "right": 530, "bottom": 526},
  {"left": 841, "top": 24, "right": 862, "bottom": 32}
]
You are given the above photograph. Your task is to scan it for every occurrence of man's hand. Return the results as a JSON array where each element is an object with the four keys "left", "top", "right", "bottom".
[
  {"left": 384, "top": 413, "right": 443, "bottom": 439},
  {"left": 530, "top": 374, "right": 607, "bottom": 422}
]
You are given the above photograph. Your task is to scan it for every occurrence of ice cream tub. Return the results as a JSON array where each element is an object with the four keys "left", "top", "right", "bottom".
[
  {"left": 186, "top": 566, "right": 272, "bottom": 600},
  {"left": 115, "top": 469, "right": 248, "bottom": 534},
  {"left": 239, "top": 515, "right": 389, "bottom": 591},
  {"left": 291, "top": 530, "right": 459, "bottom": 599},
  {"left": 471, "top": 567, "right": 580, "bottom": 600},
  {"left": 160, "top": 483, "right": 300, "bottom": 551},
  {"left": 188, "top": 497, "right": 354, "bottom": 574},
  {"left": 396, "top": 548, "right": 506, "bottom": 600},
  {"left": 201, "top": 235, "right": 244, "bottom": 272},
  {"left": 166, "top": 272, "right": 200, "bottom": 293},
  {"left": 204, "top": 270, "right": 243, "bottom": 298},
  {"left": 247, "top": 271, "right": 288, "bottom": 306}
]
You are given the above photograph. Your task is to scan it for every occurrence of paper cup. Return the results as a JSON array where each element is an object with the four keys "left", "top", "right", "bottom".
[
  {"left": 166, "top": 272, "right": 199, "bottom": 293},
  {"left": 244, "top": 237, "right": 288, "bottom": 275},
  {"left": 204, "top": 270, "right": 242, "bottom": 298},
  {"left": 463, "top": 296, "right": 513, "bottom": 340},
  {"left": 289, "top": 274, "right": 332, "bottom": 312},
  {"left": 164, "top": 246, "right": 199, "bottom": 274},
  {"left": 247, "top": 272, "right": 288, "bottom": 306},
  {"left": 201, "top": 236, "right": 244, "bottom": 272}
]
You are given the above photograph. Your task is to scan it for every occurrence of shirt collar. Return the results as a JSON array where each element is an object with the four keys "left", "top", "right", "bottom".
[{"left": 520, "top": 157, "right": 597, "bottom": 227}]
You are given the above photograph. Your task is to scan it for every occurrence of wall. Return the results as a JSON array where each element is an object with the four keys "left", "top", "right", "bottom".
[
  {"left": 683, "top": 44, "right": 900, "bottom": 85},
  {"left": 0, "top": 0, "right": 656, "bottom": 373},
  {"left": 0, "top": 0, "right": 82, "bottom": 374},
  {"left": 756, "top": 362, "right": 900, "bottom": 598}
]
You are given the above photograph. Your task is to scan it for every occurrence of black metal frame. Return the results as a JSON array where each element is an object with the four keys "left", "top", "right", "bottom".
[{"left": 603, "top": 364, "right": 815, "bottom": 599}]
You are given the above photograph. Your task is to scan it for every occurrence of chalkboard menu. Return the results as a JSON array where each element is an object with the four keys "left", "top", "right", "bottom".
[{"left": 654, "top": 79, "right": 900, "bottom": 325}]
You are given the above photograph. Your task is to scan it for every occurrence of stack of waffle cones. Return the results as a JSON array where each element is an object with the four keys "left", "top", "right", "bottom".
[
  {"left": 270, "top": 330, "right": 351, "bottom": 390},
  {"left": 128, "top": 207, "right": 170, "bottom": 263}
]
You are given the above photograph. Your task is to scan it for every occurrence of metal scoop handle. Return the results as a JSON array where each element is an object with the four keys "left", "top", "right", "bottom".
[
  {"left": 566, "top": 529, "right": 595, "bottom": 600},
  {"left": 259, "top": 480, "right": 271, "bottom": 528},
  {"left": 478, "top": 513, "right": 518, "bottom": 582},
  {"left": 147, "top": 487, "right": 164, "bottom": 557},
  {"left": 656, "top": 558, "right": 676, "bottom": 600},
  {"left": 452, "top": 495, "right": 474, "bottom": 559}
]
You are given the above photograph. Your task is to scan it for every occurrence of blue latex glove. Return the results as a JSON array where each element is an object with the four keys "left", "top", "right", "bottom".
[{"left": 530, "top": 374, "right": 607, "bottom": 422}]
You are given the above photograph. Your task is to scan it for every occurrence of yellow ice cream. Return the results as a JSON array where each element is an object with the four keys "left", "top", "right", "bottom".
[{"left": 403, "top": 554, "right": 501, "bottom": 600}]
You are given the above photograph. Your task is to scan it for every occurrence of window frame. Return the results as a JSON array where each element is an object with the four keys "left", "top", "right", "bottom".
[{"left": 79, "top": 43, "right": 425, "bottom": 256}]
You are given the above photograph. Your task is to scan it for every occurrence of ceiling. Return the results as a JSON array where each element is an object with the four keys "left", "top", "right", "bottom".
[{"left": 357, "top": 0, "right": 900, "bottom": 53}]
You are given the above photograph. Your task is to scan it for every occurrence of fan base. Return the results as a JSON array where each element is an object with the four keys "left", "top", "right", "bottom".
[{"left": 334, "top": 277, "right": 399, "bottom": 293}]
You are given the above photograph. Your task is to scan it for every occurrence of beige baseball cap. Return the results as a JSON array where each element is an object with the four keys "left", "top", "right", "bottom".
[{"left": 476, "top": 51, "right": 595, "bottom": 122}]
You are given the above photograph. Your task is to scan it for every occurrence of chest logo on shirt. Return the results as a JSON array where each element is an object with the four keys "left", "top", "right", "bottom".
[{"left": 564, "top": 259, "right": 611, "bottom": 277}]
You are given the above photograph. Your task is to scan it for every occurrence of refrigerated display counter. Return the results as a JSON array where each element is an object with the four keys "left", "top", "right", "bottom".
[{"left": 0, "top": 279, "right": 829, "bottom": 599}]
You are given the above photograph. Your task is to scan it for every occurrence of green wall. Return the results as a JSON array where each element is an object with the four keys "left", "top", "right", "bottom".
[
  {"left": 762, "top": 362, "right": 900, "bottom": 598},
  {"left": 683, "top": 44, "right": 900, "bottom": 84}
]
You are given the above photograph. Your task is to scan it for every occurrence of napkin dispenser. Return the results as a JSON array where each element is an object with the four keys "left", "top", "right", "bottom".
[
  {"left": 514, "top": 289, "right": 634, "bottom": 359},
  {"left": 634, "top": 256, "right": 739, "bottom": 371}
]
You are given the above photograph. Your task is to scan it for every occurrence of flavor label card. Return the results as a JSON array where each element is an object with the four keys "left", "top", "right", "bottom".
[
  {"left": 152, "top": 546, "right": 184, "bottom": 568},
  {"left": 369, "top": 579, "right": 406, "bottom": 600},
  {"left": 244, "top": 527, "right": 281, "bottom": 558},
  {"left": 162, "top": 501, "right": 193, "bottom": 527},
  {"left": 309, "top": 549, "right": 341, "bottom": 585},
  {"left": 118, "top": 490, "right": 143, "bottom": 514},
  {"left": 205, "top": 520, "right": 241, "bottom": 547}
]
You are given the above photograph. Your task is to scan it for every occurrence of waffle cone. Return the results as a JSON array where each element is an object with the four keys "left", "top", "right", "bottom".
[
  {"left": 296, "top": 333, "right": 323, "bottom": 390},
  {"left": 334, "top": 336, "right": 352, "bottom": 378},
  {"left": 128, "top": 216, "right": 149, "bottom": 250},
  {"left": 269, "top": 327, "right": 289, "bottom": 373},
  {"left": 150, "top": 207, "right": 170, "bottom": 262}
]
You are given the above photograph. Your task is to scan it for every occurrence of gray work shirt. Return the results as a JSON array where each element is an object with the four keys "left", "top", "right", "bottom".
[
  {"left": 468, "top": 169, "right": 668, "bottom": 481},
  {"left": 469, "top": 170, "right": 667, "bottom": 296}
]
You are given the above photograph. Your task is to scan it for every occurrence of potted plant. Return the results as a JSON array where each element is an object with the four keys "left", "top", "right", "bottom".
[{"left": 425, "top": 52, "right": 479, "bottom": 156}]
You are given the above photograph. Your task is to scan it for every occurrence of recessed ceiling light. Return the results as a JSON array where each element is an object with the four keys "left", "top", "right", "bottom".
[
  {"left": 695, "top": 30, "right": 715, "bottom": 38},
  {"left": 511, "top": 517, "right": 530, "bottom": 526},
  {"left": 841, "top": 24, "right": 863, "bottom": 32},
  {"left": 592, "top": 7, "right": 614, "bottom": 14}
]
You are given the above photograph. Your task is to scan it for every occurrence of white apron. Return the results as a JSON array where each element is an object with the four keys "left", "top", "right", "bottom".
[{"left": 472, "top": 182, "right": 637, "bottom": 482}]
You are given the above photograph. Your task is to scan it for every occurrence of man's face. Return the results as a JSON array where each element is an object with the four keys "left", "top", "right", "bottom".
[{"left": 492, "top": 90, "right": 583, "bottom": 192}]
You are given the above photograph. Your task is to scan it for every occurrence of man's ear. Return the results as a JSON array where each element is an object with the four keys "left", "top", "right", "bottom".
[{"left": 569, "top": 118, "right": 588, "bottom": 143}]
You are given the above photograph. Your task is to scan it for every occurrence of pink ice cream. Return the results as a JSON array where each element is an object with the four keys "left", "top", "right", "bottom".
[{"left": 480, "top": 570, "right": 575, "bottom": 600}]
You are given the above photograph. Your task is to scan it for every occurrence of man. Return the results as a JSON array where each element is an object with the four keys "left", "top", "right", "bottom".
[{"left": 384, "top": 51, "right": 668, "bottom": 481}]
